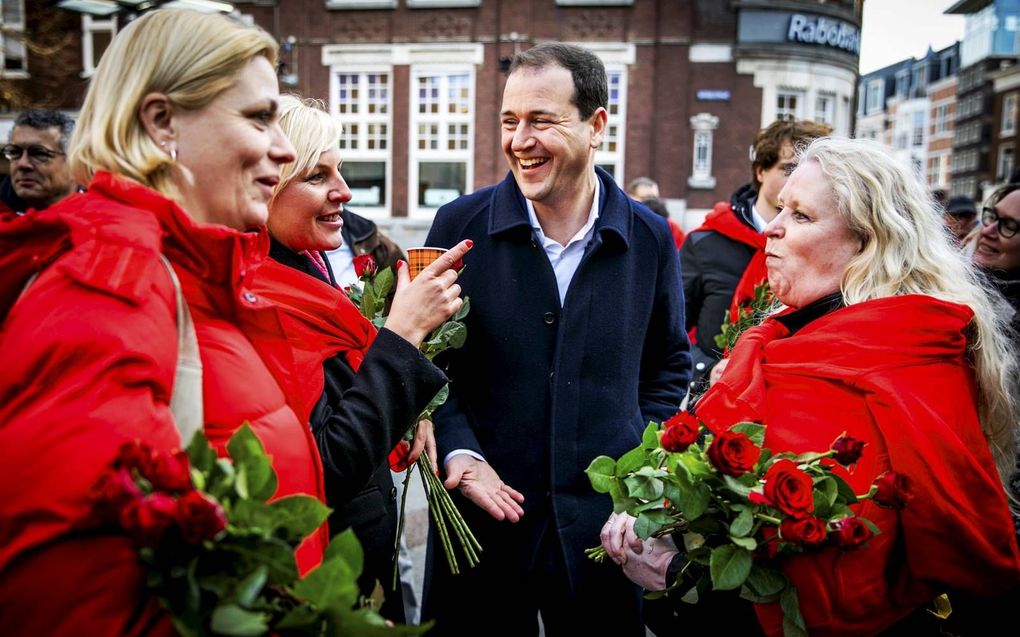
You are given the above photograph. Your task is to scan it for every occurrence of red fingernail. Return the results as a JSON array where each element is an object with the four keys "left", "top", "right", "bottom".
[
  {"left": 466, "top": 240, "right": 474, "bottom": 249},
  {"left": 397, "top": 260, "right": 405, "bottom": 269}
]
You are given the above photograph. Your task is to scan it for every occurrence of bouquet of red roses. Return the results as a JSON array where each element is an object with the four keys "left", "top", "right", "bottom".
[
  {"left": 90, "top": 424, "right": 429, "bottom": 637},
  {"left": 586, "top": 412, "right": 912, "bottom": 637},
  {"left": 345, "top": 255, "right": 480, "bottom": 578}
]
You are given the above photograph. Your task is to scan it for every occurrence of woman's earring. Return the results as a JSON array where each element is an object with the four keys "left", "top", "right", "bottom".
[{"left": 161, "top": 141, "right": 177, "bottom": 162}]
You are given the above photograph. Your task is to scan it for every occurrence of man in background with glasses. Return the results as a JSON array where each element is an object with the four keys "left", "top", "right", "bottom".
[{"left": 2, "top": 109, "right": 77, "bottom": 213}]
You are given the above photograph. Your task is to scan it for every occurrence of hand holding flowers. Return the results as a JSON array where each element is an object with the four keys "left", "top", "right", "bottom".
[{"left": 587, "top": 413, "right": 913, "bottom": 637}]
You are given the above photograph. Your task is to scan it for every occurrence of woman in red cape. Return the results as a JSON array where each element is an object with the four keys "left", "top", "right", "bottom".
[
  {"left": 0, "top": 10, "right": 328, "bottom": 636},
  {"left": 251, "top": 96, "right": 470, "bottom": 621},
  {"left": 604, "top": 138, "right": 1020, "bottom": 636}
]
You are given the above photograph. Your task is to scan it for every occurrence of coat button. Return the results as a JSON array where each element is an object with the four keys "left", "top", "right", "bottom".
[
  {"left": 242, "top": 291, "right": 257, "bottom": 303},
  {"left": 696, "top": 362, "right": 706, "bottom": 371},
  {"left": 389, "top": 487, "right": 397, "bottom": 501},
  {"left": 543, "top": 312, "right": 555, "bottom": 325}
]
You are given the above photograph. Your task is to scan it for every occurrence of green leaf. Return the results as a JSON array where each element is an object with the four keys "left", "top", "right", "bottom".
[
  {"left": 230, "top": 498, "right": 274, "bottom": 534},
  {"left": 452, "top": 296, "right": 470, "bottom": 321},
  {"left": 233, "top": 566, "right": 267, "bottom": 608},
  {"left": 186, "top": 430, "right": 217, "bottom": 476},
  {"left": 275, "top": 604, "right": 322, "bottom": 631},
  {"left": 729, "top": 507, "right": 754, "bottom": 537},
  {"left": 373, "top": 266, "right": 395, "bottom": 299},
  {"left": 634, "top": 509, "right": 673, "bottom": 539},
  {"left": 729, "top": 535, "right": 758, "bottom": 550},
  {"left": 209, "top": 604, "right": 269, "bottom": 637},
  {"left": 677, "top": 482, "right": 710, "bottom": 521},
  {"left": 294, "top": 552, "right": 359, "bottom": 610},
  {"left": 642, "top": 421, "right": 660, "bottom": 450},
  {"left": 680, "top": 585, "right": 700, "bottom": 604},
  {"left": 745, "top": 564, "right": 788, "bottom": 599},
  {"left": 586, "top": 456, "right": 618, "bottom": 494},
  {"left": 615, "top": 446, "right": 647, "bottom": 476},
  {"left": 624, "top": 472, "right": 664, "bottom": 501},
  {"left": 679, "top": 453, "right": 713, "bottom": 478},
  {"left": 221, "top": 537, "right": 298, "bottom": 585},
  {"left": 828, "top": 503, "right": 853, "bottom": 520},
  {"left": 709, "top": 544, "right": 752, "bottom": 591},
  {"left": 831, "top": 473, "right": 859, "bottom": 504},
  {"left": 730, "top": 422, "right": 766, "bottom": 447},
  {"left": 815, "top": 476, "right": 838, "bottom": 507},
  {"left": 226, "top": 424, "right": 278, "bottom": 503},
  {"left": 662, "top": 480, "right": 682, "bottom": 506},
  {"left": 780, "top": 585, "right": 809, "bottom": 637},
  {"left": 324, "top": 528, "right": 364, "bottom": 577},
  {"left": 268, "top": 495, "right": 331, "bottom": 542},
  {"left": 723, "top": 474, "right": 752, "bottom": 498},
  {"left": 444, "top": 323, "right": 468, "bottom": 350},
  {"left": 361, "top": 283, "right": 379, "bottom": 321}
]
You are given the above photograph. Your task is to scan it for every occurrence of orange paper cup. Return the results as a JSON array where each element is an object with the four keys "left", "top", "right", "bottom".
[{"left": 406, "top": 247, "right": 448, "bottom": 280}]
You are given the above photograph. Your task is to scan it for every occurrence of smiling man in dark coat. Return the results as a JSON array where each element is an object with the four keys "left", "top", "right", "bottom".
[{"left": 421, "top": 42, "right": 691, "bottom": 636}]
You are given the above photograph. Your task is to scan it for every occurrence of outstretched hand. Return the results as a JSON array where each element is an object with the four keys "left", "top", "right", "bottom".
[
  {"left": 444, "top": 454, "right": 524, "bottom": 522},
  {"left": 386, "top": 239, "right": 472, "bottom": 348}
]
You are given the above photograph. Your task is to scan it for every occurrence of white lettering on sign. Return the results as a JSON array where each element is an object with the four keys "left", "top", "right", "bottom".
[{"left": 787, "top": 13, "right": 860, "bottom": 55}]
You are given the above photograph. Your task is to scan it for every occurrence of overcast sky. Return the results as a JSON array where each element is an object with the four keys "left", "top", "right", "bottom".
[{"left": 858, "top": 0, "right": 966, "bottom": 74}]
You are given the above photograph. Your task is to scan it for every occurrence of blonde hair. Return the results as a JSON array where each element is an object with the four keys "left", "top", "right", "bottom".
[
  {"left": 272, "top": 95, "right": 342, "bottom": 198},
  {"left": 68, "top": 9, "right": 278, "bottom": 199},
  {"left": 801, "top": 137, "right": 1019, "bottom": 485}
]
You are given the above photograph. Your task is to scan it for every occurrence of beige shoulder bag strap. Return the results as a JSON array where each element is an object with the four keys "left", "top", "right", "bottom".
[{"left": 158, "top": 255, "right": 204, "bottom": 447}]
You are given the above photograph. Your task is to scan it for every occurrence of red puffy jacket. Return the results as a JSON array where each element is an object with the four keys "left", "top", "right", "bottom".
[
  {"left": 697, "top": 295, "right": 1020, "bottom": 636},
  {"left": 0, "top": 172, "right": 328, "bottom": 636}
]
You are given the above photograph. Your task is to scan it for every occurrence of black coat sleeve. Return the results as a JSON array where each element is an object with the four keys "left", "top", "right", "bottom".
[{"left": 309, "top": 327, "right": 448, "bottom": 505}]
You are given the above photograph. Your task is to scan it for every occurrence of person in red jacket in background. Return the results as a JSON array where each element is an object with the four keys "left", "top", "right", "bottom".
[
  {"left": 602, "top": 137, "right": 1020, "bottom": 636},
  {"left": 626, "top": 176, "right": 685, "bottom": 248},
  {"left": 680, "top": 119, "right": 830, "bottom": 392},
  {"left": 0, "top": 9, "right": 332, "bottom": 636}
]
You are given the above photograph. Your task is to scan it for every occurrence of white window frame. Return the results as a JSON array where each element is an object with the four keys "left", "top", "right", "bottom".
[
  {"left": 81, "top": 14, "right": 117, "bottom": 78},
  {"left": 998, "top": 143, "right": 1015, "bottom": 181},
  {"left": 325, "top": 0, "right": 397, "bottom": 8},
  {"left": 0, "top": 0, "right": 27, "bottom": 79},
  {"left": 329, "top": 66, "right": 393, "bottom": 218},
  {"left": 814, "top": 92, "right": 835, "bottom": 126},
  {"left": 776, "top": 89, "right": 803, "bottom": 121},
  {"left": 933, "top": 102, "right": 952, "bottom": 137},
  {"left": 1002, "top": 91, "right": 1018, "bottom": 137},
  {"left": 409, "top": 64, "right": 476, "bottom": 219},
  {"left": 595, "top": 64, "right": 627, "bottom": 182},
  {"left": 912, "top": 110, "right": 925, "bottom": 147},
  {"left": 866, "top": 78, "right": 883, "bottom": 114},
  {"left": 688, "top": 113, "right": 719, "bottom": 190}
]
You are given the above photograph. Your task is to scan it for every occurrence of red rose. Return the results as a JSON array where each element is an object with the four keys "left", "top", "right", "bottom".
[
  {"left": 707, "top": 429, "right": 758, "bottom": 476},
  {"left": 115, "top": 440, "right": 154, "bottom": 472},
  {"left": 120, "top": 493, "right": 178, "bottom": 547},
  {"left": 145, "top": 449, "right": 193, "bottom": 493},
  {"left": 748, "top": 490, "right": 773, "bottom": 506},
  {"left": 353, "top": 254, "right": 376, "bottom": 278},
  {"left": 91, "top": 467, "right": 143, "bottom": 522},
  {"left": 388, "top": 440, "right": 414, "bottom": 472},
  {"left": 176, "top": 491, "right": 227, "bottom": 544},
  {"left": 830, "top": 517, "right": 873, "bottom": 549},
  {"left": 831, "top": 434, "right": 865, "bottom": 465},
  {"left": 780, "top": 516, "right": 828, "bottom": 547},
  {"left": 661, "top": 412, "right": 700, "bottom": 452},
  {"left": 872, "top": 471, "right": 914, "bottom": 510},
  {"left": 763, "top": 460, "right": 814, "bottom": 518}
]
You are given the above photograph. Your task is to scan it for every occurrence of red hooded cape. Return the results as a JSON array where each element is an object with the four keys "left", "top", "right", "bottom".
[{"left": 697, "top": 295, "right": 1020, "bottom": 637}]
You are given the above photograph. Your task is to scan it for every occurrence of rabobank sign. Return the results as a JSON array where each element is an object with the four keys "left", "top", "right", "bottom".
[{"left": 786, "top": 13, "right": 861, "bottom": 55}]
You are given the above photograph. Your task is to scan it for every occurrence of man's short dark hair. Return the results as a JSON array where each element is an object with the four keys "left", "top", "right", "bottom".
[
  {"left": 508, "top": 42, "right": 607, "bottom": 120},
  {"left": 12, "top": 109, "right": 75, "bottom": 152},
  {"left": 750, "top": 119, "right": 832, "bottom": 192}
]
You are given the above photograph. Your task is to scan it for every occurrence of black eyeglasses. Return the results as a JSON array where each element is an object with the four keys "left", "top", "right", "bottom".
[
  {"left": 1, "top": 144, "right": 65, "bottom": 164},
  {"left": 981, "top": 207, "right": 1020, "bottom": 238}
]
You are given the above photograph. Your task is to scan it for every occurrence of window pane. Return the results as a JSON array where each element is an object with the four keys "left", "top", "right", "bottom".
[
  {"left": 418, "top": 162, "right": 465, "bottom": 208},
  {"left": 344, "top": 161, "right": 387, "bottom": 207}
]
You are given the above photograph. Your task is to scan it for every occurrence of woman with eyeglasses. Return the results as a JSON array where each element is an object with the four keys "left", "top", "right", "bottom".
[
  {"left": 975, "top": 185, "right": 1020, "bottom": 327},
  {"left": 0, "top": 10, "right": 336, "bottom": 636}
]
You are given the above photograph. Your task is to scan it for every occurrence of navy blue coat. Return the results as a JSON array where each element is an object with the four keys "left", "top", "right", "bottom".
[{"left": 425, "top": 168, "right": 691, "bottom": 590}]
